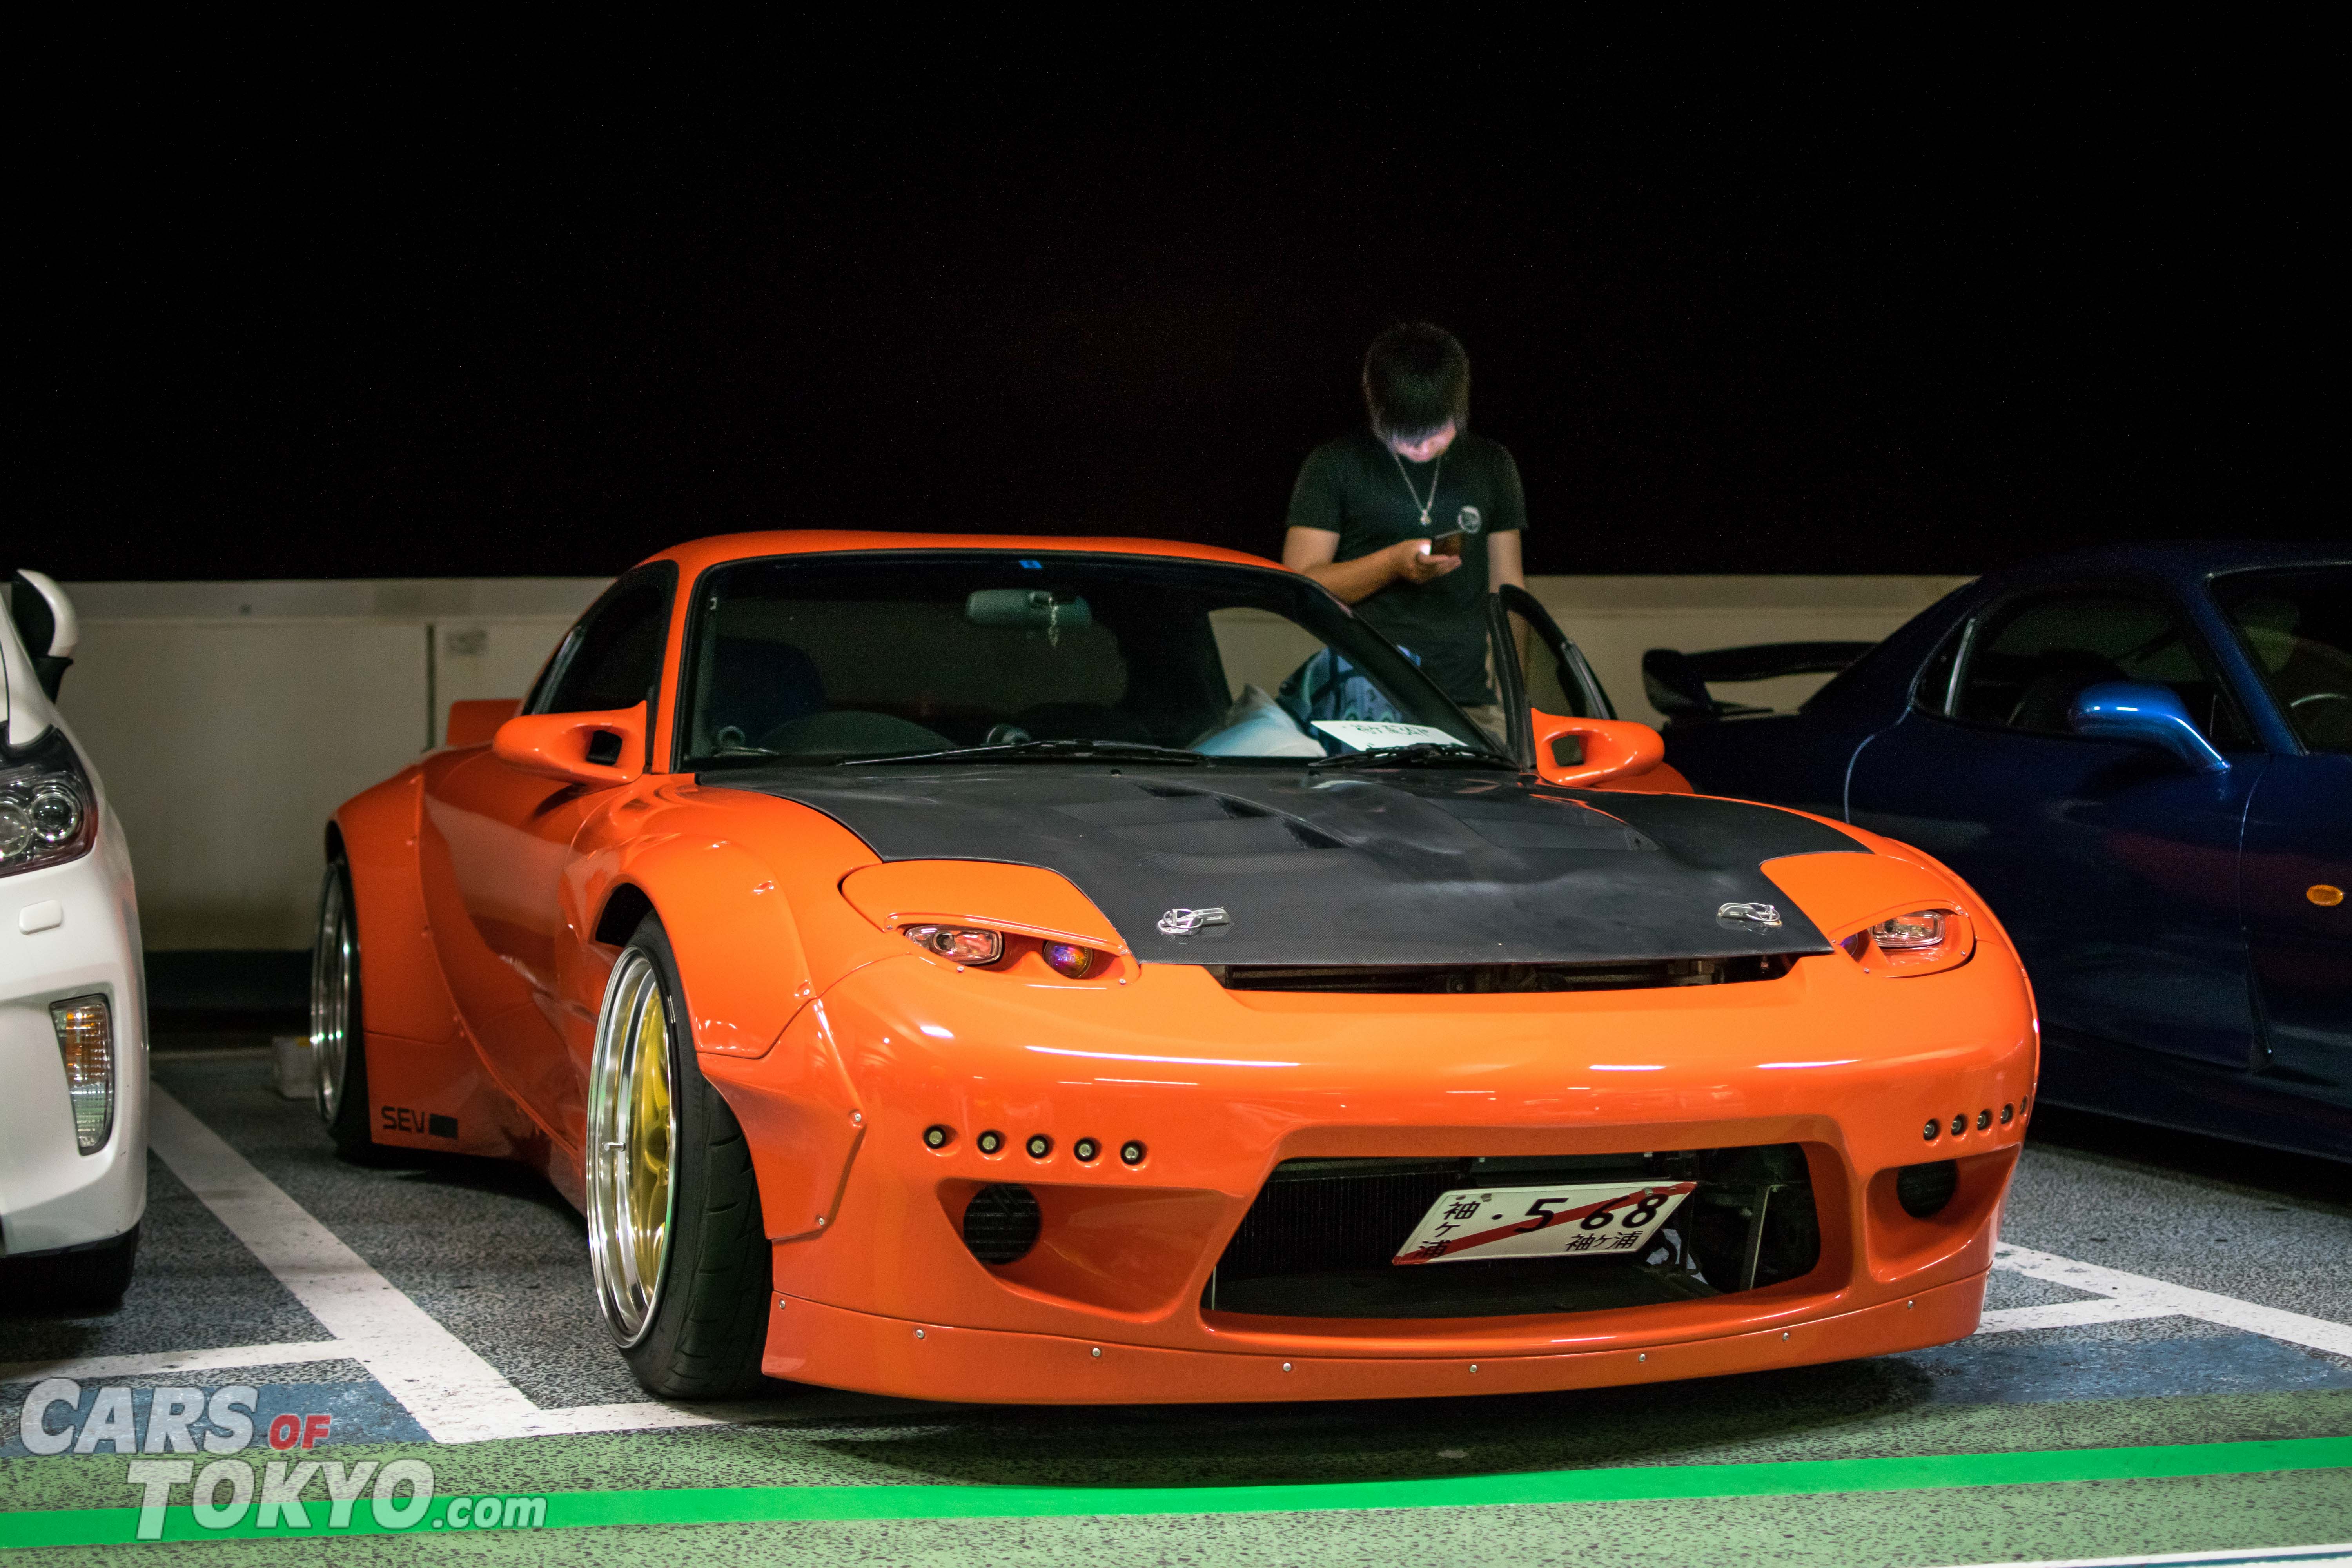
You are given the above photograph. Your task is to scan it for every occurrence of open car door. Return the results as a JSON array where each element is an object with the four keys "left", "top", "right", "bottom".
[{"left": 1491, "top": 584, "right": 1690, "bottom": 793}]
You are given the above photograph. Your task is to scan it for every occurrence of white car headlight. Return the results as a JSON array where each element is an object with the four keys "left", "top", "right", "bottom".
[{"left": 1, "top": 729, "right": 96, "bottom": 877}]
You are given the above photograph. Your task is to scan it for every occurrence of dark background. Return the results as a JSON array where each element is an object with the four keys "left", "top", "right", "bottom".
[{"left": 20, "top": 47, "right": 2338, "bottom": 582}]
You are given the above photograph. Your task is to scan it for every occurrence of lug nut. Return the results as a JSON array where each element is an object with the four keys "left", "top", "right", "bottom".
[
  {"left": 1026, "top": 1134, "right": 1052, "bottom": 1159},
  {"left": 976, "top": 1130, "right": 1004, "bottom": 1155},
  {"left": 1120, "top": 1140, "right": 1147, "bottom": 1166},
  {"left": 1073, "top": 1137, "right": 1100, "bottom": 1162},
  {"left": 924, "top": 1125, "right": 953, "bottom": 1149}
]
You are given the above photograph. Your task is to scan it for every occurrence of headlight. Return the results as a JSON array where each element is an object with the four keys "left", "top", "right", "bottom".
[
  {"left": 902, "top": 924, "right": 1005, "bottom": 964},
  {"left": 895, "top": 921, "right": 1117, "bottom": 979},
  {"left": 1837, "top": 907, "right": 1975, "bottom": 977},
  {"left": 1, "top": 729, "right": 97, "bottom": 878}
]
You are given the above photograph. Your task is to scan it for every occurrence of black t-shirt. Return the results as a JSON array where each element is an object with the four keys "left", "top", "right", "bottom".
[{"left": 1285, "top": 428, "right": 1528, "bottom": 703}]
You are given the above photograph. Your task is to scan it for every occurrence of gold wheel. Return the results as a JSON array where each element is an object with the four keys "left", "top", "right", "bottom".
[{"left": 588, "top": 947, "right": 678, "bottom": 1347}]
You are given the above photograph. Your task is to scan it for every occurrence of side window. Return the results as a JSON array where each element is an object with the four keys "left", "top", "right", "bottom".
[
  {"left": 540, "top": 570, "right": 675, "bottom": 715},
  {"left": 1951, "top": 592, "right": 2250, "bottom": 746}
]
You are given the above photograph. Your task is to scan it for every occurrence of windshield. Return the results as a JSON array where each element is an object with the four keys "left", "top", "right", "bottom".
[
  {"left": 2214, "top": 565, "right": 2352, "bottom": 755},
  {"left": 677, "top": 552, "right": 1497, "bottom": 768}
]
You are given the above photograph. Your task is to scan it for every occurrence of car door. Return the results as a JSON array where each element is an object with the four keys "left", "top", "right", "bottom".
[
  {"left": 2211, "top": 566, "right": 2352, "bottom": 1114},
  {"left": 1845, "top": 585, "right": 2265, "bottom": 1068},
  {"left": 422, "top": 565, "right": 674, "bottom": 1130}
]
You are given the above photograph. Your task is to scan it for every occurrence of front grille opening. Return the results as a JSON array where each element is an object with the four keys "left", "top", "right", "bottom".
[
  {"left": 1212, "top": 954, "right": 1795, "bottom": 994},
  {"left": 1205, "top": 1145, "right": 1820, "bottom": 1319}
]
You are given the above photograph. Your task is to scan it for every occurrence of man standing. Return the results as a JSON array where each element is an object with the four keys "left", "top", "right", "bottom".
[{"left": 1282, "top": 322, "right": 1527, "bottom": 730}]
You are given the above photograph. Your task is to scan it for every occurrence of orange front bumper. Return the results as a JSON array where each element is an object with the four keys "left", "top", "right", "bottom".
[{"left": 704, "top": 941, "right": 2035, "bottom": 1403}]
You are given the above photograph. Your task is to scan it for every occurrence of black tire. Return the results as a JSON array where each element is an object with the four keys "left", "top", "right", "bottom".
[
  {"left": 24, "top": 1224, "right": 140, "bottom": 1310},
  {"left": 592, "top": 914, "right": 771, "bottom": 1399},
  {"left": 312, "top": 853, "right": 377, "bottom": 1160}
]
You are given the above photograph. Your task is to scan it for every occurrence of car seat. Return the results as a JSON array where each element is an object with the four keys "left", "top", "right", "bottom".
[{"left": 704, "top": 637, "right": 824, "bottom": 750}]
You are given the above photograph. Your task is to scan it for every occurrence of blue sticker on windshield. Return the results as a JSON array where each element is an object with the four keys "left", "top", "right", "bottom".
[{"left": 1018, "top": 559, "right": 1042, "bottom": 570}]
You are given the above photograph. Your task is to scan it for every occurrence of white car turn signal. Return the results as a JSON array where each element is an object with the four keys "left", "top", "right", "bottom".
[{"left": 50, "top": 995, "right": 115, "bottom": 1153}]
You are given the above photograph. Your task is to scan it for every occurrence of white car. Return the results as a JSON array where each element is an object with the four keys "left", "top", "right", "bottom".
[{"left": 1, "top": 570, "right": 146, "bottom": 1305}]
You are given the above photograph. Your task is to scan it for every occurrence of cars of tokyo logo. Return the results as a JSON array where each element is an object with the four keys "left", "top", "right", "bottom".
[{"left": 15, "top": 1379, "right": 545, "bottom": 1539}]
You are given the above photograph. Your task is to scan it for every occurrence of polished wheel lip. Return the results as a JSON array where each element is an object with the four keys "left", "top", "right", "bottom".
[
  {"left": 310, "top": 864, "right": 354, "bottom": 1125},
  {"left": 587, "top": 947, "right": 680, "bottom": 1349}
]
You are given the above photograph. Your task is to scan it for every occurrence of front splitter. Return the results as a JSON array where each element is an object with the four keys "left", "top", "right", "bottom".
[{"left": 763, "top": 1270, "right": 1989, "bottom": 1404}]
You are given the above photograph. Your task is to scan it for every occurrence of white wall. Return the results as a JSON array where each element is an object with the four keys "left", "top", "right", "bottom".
[
  {"left": 55, "top": 573, "right": 1967, "bottom": 951},
  {"left": 60, "top": 580, "right": 606, "bottom": 950}
]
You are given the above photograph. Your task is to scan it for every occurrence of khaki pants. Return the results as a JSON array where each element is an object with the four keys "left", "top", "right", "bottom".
[{"left": 1460, "top": 704, "right": 1509, "bottom": 749}]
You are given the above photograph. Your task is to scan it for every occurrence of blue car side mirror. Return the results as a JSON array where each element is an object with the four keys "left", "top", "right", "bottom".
[{"left": 2067, "top": 681, "right": 2229, "bottom": 772}]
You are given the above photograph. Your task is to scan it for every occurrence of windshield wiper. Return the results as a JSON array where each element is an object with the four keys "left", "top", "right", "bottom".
[
  {"left": 840, "top": 738, "right": 1208, "bottom": 766},
  {"left": 1305, "top": 742, "right": 1516, "bottom": 772}
]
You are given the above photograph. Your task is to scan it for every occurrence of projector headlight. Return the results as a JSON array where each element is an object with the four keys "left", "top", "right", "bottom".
[
  {"left": 902, "top": 924, "right": 1005, "bottom": 965},
  {"left": 2, "top": 730, "right": 97, "bottom": 878},
  {"left": 1838, "top": 907, "right": 1976, "bottom": 976}
]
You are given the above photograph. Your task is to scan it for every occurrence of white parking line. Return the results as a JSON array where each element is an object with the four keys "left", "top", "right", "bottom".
[
  {"left": 1993, "top": 1244, "right": 2352, "bottom": 1358},
  {"left": 139, "top": 1085, "right": 760, "bottom": 1443},
  {"left": 1934, "top": 1545, "right": 2352, "bottom": 1568},
  {"left": 1975, "top": 1297, "right": 2170, "bottom": 1335}
]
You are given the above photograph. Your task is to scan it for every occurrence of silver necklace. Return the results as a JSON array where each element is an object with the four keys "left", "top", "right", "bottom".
[{"left": 1390, "top": 448, "right": 1444, "bottom": 529}]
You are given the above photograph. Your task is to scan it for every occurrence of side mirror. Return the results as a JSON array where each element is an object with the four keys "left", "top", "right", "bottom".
[
  {"left": 492, "top": 703, "right": 647, "bottom": 786},
  {"left": 2067, "top": 681, "right": 2227, "bottom": 773},
  {"left": 8, "top": 570, "right": 78, "bottom": 701},
  {"left": 1530, "top": 712, "right": 1667, "bottom": 788},
  {"left": 446, "top": 698, "right": 521, "bottom": 750}
]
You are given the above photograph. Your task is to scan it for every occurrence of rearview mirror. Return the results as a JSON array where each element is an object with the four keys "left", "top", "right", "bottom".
[
  {"left": 2067, "top": 681, "right": 2227, "bottom": 773},
  {"left": 1530, "top": 712, "right": 1667, "bottom": 788},
  {"left": 492, "top": 703, "right": 647, "bottom": 786},
  {"left": 966, "top": 589, "right": 1091, "bottom": 631}
]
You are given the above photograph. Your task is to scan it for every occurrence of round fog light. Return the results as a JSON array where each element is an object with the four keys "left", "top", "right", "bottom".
[
  {"left": 924, "top": 1124, "right": 953, "bottom": 1149},
  {"left": 1025, "top": 1133, "right": 1052, "bottom": 1159},
  {"left": 976, "top": 1129, "right": 1005, "bottom": 1155},
  {"left": 1922, "top": 1118, "right": 1940, "bottom": 1142},
  {"left": 961, "top": 1184, "right": 1042, "bottom": 1265},
  {"left": 1119, "top": 1140, "right": 1146, "bottom": 1166},
  {"left": 1950, "top": 1114, "right": 1968, "bottom": 1138},
  {"left": 1073, "top": 1137, "right": 1100, "bottom": 1162},
  {"left": 1896, "top": 1160, "right": 1960, "bottom": 1218}
]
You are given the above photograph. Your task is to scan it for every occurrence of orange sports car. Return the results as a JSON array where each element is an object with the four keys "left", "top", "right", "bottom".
[{"left": 318, "top": 532, "right": 2035, "bottom": 1403}]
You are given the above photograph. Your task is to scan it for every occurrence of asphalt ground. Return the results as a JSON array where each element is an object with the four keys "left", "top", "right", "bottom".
[{"left": 1, "top": 1041, "right": 2347, "bottom": 1565}]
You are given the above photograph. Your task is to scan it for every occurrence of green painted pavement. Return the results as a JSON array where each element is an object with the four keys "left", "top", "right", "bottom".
[{"left": 3, "top": 1436, "right": 2347, "bottom": 1550}]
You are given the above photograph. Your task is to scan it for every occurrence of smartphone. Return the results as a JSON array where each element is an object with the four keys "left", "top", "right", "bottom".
[{"left": 1428, "top": 530, "right": 1465, "bottom": 557}]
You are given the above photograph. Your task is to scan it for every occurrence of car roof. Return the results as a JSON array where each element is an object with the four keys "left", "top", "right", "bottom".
[
  {"left": 639, "top": 531, "right": 1285, "bottom": 579},
  {"left": 1985, "top": 540, "right": 2349, "bottom": 593}
]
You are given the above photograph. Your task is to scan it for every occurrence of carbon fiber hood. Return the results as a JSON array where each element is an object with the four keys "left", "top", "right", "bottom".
[{"left": 717, "top": 765, "right": 1864, "bottom": 967}]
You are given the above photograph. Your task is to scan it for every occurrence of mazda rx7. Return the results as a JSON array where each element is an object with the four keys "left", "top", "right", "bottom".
[{"left": 319, "top": 532, "right": 2034, "bottom": 1402}]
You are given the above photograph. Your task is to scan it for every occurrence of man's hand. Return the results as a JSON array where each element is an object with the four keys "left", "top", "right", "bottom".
[
  {"left": 1284, "top": 528, "right": 1460, "bottom": 604},
  {"left": 1389, "top": 537, "right": 1462, "bottom": 585}
]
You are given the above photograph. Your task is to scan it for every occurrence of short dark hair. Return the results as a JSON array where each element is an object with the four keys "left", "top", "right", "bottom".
[{"left": 1362, "top": 322, "right": 1469, "bottom": 439}]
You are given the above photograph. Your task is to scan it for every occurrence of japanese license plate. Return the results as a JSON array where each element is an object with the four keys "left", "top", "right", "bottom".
[{"left": 1392, "top": 1181, "right": 1696, "bottom": 1265}]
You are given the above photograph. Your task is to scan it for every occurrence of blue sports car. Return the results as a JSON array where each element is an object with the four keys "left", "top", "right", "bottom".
[{"left": 1653, "top": 544, "right": 2350, "bottom": 1161}]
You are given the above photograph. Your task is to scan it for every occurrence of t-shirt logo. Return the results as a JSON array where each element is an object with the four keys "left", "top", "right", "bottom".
[{"left": 1457, "top": 506, "right": 1483, "bottom": 534}]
